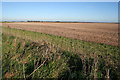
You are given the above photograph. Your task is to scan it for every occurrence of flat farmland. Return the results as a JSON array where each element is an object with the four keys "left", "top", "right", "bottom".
[{"left": 2, "top": 22, "right": 118, "bottom": 46}]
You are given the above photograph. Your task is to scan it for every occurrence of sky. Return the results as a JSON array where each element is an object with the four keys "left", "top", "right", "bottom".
[
  {"left": 1, "top": 0, "right": 120, "bottom": 2},
  {"left": 2, "top": 2, "right": 118, "bottom": 22}
]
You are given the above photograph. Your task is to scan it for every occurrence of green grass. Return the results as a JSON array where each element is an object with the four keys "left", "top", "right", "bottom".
[
  {"left": 2, "top": 27, "right": 120, "bottom": 79},
  {"left": 2, "top": 33, "right": 86, "bottom": 79},
  {"left": 2, "top": 27, "right": 119, "bottom": 54}
]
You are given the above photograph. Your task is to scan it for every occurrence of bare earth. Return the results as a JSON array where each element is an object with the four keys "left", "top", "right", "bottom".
[{"left": 2, "top": 22, "right": 118, "bottom": 46}]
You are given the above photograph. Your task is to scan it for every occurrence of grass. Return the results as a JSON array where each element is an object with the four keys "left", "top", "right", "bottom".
[
  {"left": 2, "top": 27, "right": 119, "bottom": 53},
  {"left": 2, "top": 27, "right": 120, "bottom": 79},
  {"left": 2, "top": 33, "right": 85, "bottom": 79}
]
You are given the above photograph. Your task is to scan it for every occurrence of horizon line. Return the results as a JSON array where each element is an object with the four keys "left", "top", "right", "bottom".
[{"left": 1, "top": 20, "right": 118, "bottom": 23}]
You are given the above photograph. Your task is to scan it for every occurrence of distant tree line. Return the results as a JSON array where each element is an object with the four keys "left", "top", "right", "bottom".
[
  {"left": 27, "top": 21, "right": 41, "bottom": 22},
  {"left": 27, "top": 21, "right": 61, "bottom": 22}
]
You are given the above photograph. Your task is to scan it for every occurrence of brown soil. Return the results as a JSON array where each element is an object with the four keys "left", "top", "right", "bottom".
[{"left": 2, "top": 22, "right": 118, "bottom": 46}]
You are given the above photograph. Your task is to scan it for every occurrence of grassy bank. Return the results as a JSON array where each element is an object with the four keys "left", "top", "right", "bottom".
[{"left": 2, "top": 27, "right": 120, "bottom": 79}]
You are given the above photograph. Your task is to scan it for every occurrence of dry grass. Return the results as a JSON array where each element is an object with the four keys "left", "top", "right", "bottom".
[{"left": 2, "top": 22, "right": 118, "bottom": 46}]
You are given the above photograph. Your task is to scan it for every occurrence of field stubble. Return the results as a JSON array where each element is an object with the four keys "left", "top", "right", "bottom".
[
  {"left": 2, "top": 22, "right": 118, "bottom": 46},
  {"left": 1, "top": 24, "right": 120, "bottom": 79}
]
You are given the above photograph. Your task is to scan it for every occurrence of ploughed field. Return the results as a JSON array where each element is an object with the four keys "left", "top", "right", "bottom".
[{"left": 2, "top": 22, "right": 118, "bottom": 46}]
